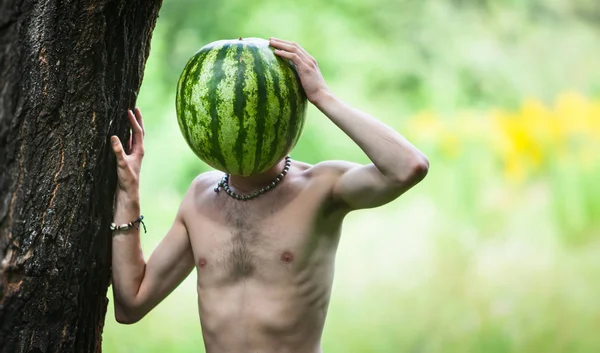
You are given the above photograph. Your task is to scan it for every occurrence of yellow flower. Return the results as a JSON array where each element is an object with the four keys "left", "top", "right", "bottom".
[{"left": 406, "top": 94, "right": 599, "bottom": 183}]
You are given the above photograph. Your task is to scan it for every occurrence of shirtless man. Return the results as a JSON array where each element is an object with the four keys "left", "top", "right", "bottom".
[{"left": 110, "top": 37, "right": 429, "bottom": 353}]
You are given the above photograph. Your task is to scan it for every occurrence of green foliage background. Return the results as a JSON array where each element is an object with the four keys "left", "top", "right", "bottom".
[{"left": 103, "top": 0, "right": 600, "bottom": 352}]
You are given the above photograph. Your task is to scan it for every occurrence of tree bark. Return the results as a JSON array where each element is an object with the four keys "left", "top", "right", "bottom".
[{"left": 0, "top": 0, "right": 162, "bottom": 352}]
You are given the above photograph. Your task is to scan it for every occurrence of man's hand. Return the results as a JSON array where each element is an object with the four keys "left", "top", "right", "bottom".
[
  {"left": 270, "top": 37, "right": 329, "bottom": 106},
  {"left": 111, "top": 108, "right": 145, "bottom": 193}
]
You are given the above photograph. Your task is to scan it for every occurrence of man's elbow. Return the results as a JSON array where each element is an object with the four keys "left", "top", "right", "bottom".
[
  {"left": 412, "top": 154, "right": 430, "bottom": 182},
  {"left": 396, "top": 154, "right": 430, "bottom": 185},
  {"left": 114, "top": 302, "right": 144, "bottom": 325}
]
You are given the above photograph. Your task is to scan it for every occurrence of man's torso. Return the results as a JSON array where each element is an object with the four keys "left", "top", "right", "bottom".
[{"left": 182, "top": 162, "right": 346, "bottom": 353}]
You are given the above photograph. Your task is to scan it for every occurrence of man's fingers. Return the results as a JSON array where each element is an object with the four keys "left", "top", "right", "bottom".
[
  {"left": 270, "top": 39, "right": 297, "bottom": 53},
  {"left": 273, "top": 49, "right": 301, "bottom": 65},
  {"left": 270, "top": 38, "right": 310, "bottom": 63},
  {"left": 270, "top": 37, "right": 296, "bottom": 46},
  {"left": 128, "top": 109, "right": 144, "bottom": 154},
  {"left": 128, "top": 109, "right": 143, "bottom": 138},
  {"left": 133, "top": 107, "right": 145, "bottom": 135},
  {"left": 111, "top": 136, "right": 127, "bottom": 166}
]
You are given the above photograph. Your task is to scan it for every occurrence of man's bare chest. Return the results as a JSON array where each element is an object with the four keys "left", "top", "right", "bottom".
[{"left": 186, "top": 190, "right": 336, "bottom": 284}]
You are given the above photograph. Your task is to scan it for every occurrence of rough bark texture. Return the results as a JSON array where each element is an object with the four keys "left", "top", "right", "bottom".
[{"left": 0, "top": 0, "right": 162, "bottom": 351}]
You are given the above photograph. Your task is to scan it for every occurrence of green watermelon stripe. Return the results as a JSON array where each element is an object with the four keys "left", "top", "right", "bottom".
[
  {"left": 249, "top": 47, "right": 268, "bottom": 175},
  {"left": 187, "top": 51, "right": 212, "bottom": 163},
  {"left": 176, "top": 88, "right": 192, "bottom": 144},
  {"left": 233, "top": 44, "right": 248, "bottom": 175},
  {"left": 284, "top": 66, "right": 300, "bottom": 153},
  {"left": 216, "top": 45, "right": 243, "bottom": 173},
  {"left": 290, "top": 67, "right": 307, "bottom": 151},
  {"left": 293, "top": 97, "right": 307, "bottom": 144},
  {"left": 177, "top": 51, "right": 208, "bottom": 144},
  {"left": 187, "top": 51, "right": 209, "bottom": 127},
  {"left": 206, "top": 45, "right": 231, "bottom": 169},
  {"left": 240, "top": 46, "right": 258, "bottom": 175},
  {"left": 196, "top": 44, "right": 226, "bottom": 171},
  {"left": 266, "top": 63, "right": 284, "bottom": 168},
  {"left": 271, "top": 57, "right": 292, "bottom": 162},
  {"left": 185, "top": 52, "right": 209, "bottom": 133},
  {"left": 183, "top": 53, "right": 206, "bottom": 146},
  {"left": 255, "top": 48, "right": 281, "bottom": 172}
]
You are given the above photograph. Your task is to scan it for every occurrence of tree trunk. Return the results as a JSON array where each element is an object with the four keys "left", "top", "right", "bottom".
[{"left": 0, "top": 0, "right": 162, "bottom": 351}]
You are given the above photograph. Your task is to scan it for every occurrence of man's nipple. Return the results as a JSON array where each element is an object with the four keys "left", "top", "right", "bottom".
[
  {"left": 199, "top": 258, "right": 207, "bottom": 269},
  {"left": 280, "top": 251, "right": 294, "bottom": 263}
]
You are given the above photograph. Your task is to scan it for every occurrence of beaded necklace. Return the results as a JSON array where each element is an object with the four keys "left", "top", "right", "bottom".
[{"left": 214, "top": 156, "right": 291, "bottom": 201}]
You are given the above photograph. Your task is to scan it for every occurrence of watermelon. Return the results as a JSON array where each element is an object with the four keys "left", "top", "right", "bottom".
[{"left": 175, "top": 37, "right": 307, "bottom": 176}]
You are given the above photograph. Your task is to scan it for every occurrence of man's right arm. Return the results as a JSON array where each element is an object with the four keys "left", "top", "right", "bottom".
[
  {"left": 111, "top": 190, "right": 195, "bottom": 324},
  {"left": 110, "top": 108, "right": 195, "bottom": 324}
]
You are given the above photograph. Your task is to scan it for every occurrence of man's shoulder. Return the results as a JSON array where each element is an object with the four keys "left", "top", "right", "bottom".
[
  {"left": 176, "top": 171, "right": 222, "bottom": 217},
  {"left": 191, "top": 170, "right": 222, "bottom": 187},
  {"left": 178, "top": 171, "right": 221, "bottom": 201},
  {"left": 303, "top": 159, "right": 360, "bottom": 178}
]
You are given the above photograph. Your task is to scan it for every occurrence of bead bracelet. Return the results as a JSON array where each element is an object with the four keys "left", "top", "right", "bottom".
[{"left": 110, "top": 215, "right": 147, "bottom": 233}]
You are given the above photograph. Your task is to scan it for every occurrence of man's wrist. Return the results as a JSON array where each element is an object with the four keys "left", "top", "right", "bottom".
[
  {"left": 311, "top": 89, "right": 338, "bottom": 114},
  {"left": 115, "top": 189, "right": 141, "bottom": 211},
  {"left": 113, "top": 190, "right": 141, "bottom": 232}
]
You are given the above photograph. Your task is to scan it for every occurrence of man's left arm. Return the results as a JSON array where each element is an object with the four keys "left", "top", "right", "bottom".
[{"left": 270, "top": 38, "right": 429, "bottom": 211}]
